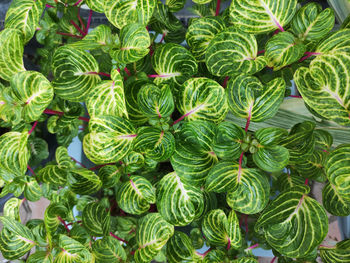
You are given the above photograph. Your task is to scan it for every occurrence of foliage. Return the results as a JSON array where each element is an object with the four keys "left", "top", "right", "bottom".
[{"left": 0, "top": 0, "right": 349, "bottom": 262}]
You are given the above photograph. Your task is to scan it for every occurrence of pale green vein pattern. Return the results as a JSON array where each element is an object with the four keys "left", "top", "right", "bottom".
[
  {"left": 156, "top": 172, "right": 204, "bottom": 226},
  {"left": 117, "top": 176, "right": 156, "bottom": 215},
  {"left": 166, "top": 231, "right": 196, "bottom": 263},
  {"left": 52, "top": 46, "right": 101, "bottom": 102},
  {"left": 38, "top": 165, "right": 68, "bottom": 186},
  {"left": 135, "top": 213, "right": 174, "bottom": 263},
  {"left": 92, "top": 236, "right": 127, "bottom": 262},
  {"left": 0, "top": 28, "right": 25, "bottom": 81},
  {"left": 229, "top": 0, "right": 297, "bottom": 33},
  {"left": 205, "top": 27, "right": 267, "bottom": 76},
  {"left": 85, "top": 0, "right": 105, "bottom": 13},
  {"left": 67, "top": 168, "right": 102, "bottom": 195},
  {"left": 323, "top": 183, "right": 350, "bottom": 216},
  {"left": 3, "top": 198, "right": 21, "bottom": 222},
  {"left": 320, "top": 239, "right": 350, "bottom": 263},
  {"left": 55, "top": 235, "right": 92, "bottom": 263},
  {"left": 82, "top": 202, "right": 110, "bottom": 236},
  {"left": 316, "top": 29, "right": 350, "bottom": 54}
]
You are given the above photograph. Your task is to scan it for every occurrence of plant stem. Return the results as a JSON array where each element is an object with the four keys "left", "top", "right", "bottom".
[
  {"left": 215, "top": 0, "right": 221, "bottom": 16},
  {"left": 271, "top": 256, "right": 277, "bottom": 263},
  {"left": 74, "top": 0, "right": 83, "bottom": 6},
  {"left": 71, "top": 156, "right": 87, "bottom": 168},
  {"left": 58, "top": 216, "right": 70, "bottom": 232},
  {"left": 227, "top": 238, "right": 231, "bottom": 250},
  {"left": 124, "top": 67, "right": 131, "bottom": 76},
  {"left": 56, "top": 32, "right": 83, "bottom": 39},
  {"left": 66, "top": 220, "right": 82, "bottom": 226},
  {"left": 46, "top": 4, "right": 55, "bottom": 8},
  {"left": 246, "top": 243, "right": 259, "bottom": 250},
  {"left": 28, "top": 121, "right": 38, "bottom": 135},
  {"left": 304, "top": 178, "right": 309, "bottom": 185},
  {"left": 89, "top": 163, "right": 115, "bottom": 171},
  {"left": 195, "top": 248, "right": 212, "bottom": 257},
  {"left": 86, "top": 10, "right": 93, "bottom": 33},
  {"left": 299, "top": 52, "right": 322, "bottom": 62},
  {"left": 159, "top": 32, "right": 166, "bottom": 43},
  {"left": 289, "top": 95, "right": 302, "bottom": 98},
  {"left": 223, "top": 76, "right": 229, "bottom": 88},
  {"left": 110, "top": 232, "right": 128, "bottom": 243},
  {"left": 44, "top": 109, "right": 90, "bottom": 122},
  {"left": 258, "top": 50, "right": 265, "bottom": 54},
  {"left": 70, "top": 20, "right": 86, "bottom": 36},
  {"left": 27, "top": 165, "right": 35, "bottom": 176}
]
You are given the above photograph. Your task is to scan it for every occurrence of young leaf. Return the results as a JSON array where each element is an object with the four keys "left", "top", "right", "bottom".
[
  {"left": 98, "top": 165, "right": 122, "bottom": 188},
  {"left": 24, "top": 177, "right": 42, "bottom": 202},
  {"left": 92, "top": 236, "right": 127, "bottom": 263},
  {"left": 82, "top": 202, "right": 110, "bottom": 236},
  {"left": 56, "top": 146, "right": 74, "bottom": 170},
  {"left": 44, "top": 203, "right": 68, "bottom": 234},
  {"left": 38, "top": 165, "right": 68, "bottom": 186},
  {"left": 205, "top": 27, "right": 267, "bottom": 76},
  {"left": 253, "top": 144, "right": 289, "bottom": 172},
  {"left": 3, "top": 198, "right": 22, "bottom": 222},
  {"left": 67, "top": 168, "right": 102, "bottom": 195},
  {"left": 229, "top": 0, "right": 297, "bottom": 33}
]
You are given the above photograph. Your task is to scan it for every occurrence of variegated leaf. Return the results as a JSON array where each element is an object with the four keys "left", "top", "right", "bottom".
[
  {"left": 38, "top": 165, "right": 68, "bottom": 186},
  {"left": 92, "top": 236, "right": 127, "bottom": 263},
  {"left": 86, "top": 71, "right": 128, "bottom": 119},
  {"left": 83, "top": 115, "right": 137, "bottom": 164},
  {"left": 135, "top": 213, "right": 174, "bottom": 263},
  {"left": 4, "top": 198, "right": 21, "bottom": 222},
  {"left": 0, "top": 216, "right": 36, "bottom": 260},
  {"left": 253, "top": 145, "right": 289, "bottom": 172},
  {"left": 205, "top": 27, "right": 267, "bottom": 76},
  {"left": 202, "top": 209, "right": 242, "bottom": 248},
  {"left": 323, "top": 183, "right": 350, "bottom": 216},
  {"left": 67, "top": 168, "right": 102, "bottom": 195},
  {"left": 294, "top": 149, "right": 326, "bottom": 180},
  {"left": 82, "top": 202, "right": 110, "bottom": 237},
  {"left": 5, "top": 0, "right": 45, "bottom": 43},
  {"left": 98, "top": 165, "right": 121, "bottom": 188},
  {"left": 186, "top": 17, "right": 226, "bottom": 62},
  {"left": 111, "top": 23, "right": 150, "bottom": 64},
  {"left": 52, "top": 46, "right": 101, "bottom": 102},
  {"left": 233, "top": 258, "right": 258, "bottom": 263},
  {"left": 85, "top": 0, "right": 105, "bottom": 13},
  {"left": 265, "top": 32, "right": 306, "bottom": 70},
  {"left": 24, "top": 177, "right": 42, "bottom": 202},
  {"left": 316, "top": 29, "right": 350, "bottom": 55},
  {"left": 0, "top": 28, "right": 25, "bottom": 81},
  {"left": 44, "top": 203, "right": 68, "bottom": 234},
  {"left": 255, "top": 186, "right": 328, "bottom": 258},
  {"left": 152, "top": 43, "right": 198, "bottom": 86},
  {"left": 226, "top": 75, "right": 285, "bottom": 122},
  {"left": 27, "top": 251, "right": 53, "bottom": 263},
  {"left": 0, "top": 131, "right": 30, "bottom": 176},
  {"left": 165, "top": 0, "right": 186, "bottom": 12},
  {"left": 156, "top": 172, "right": 204, "bottom": 226},
  {"left": 166, "top": 231, "right": 196, "bottom": 263},
  {"left": 55, "top": 235, "right": 92, "bottom": 263},
  {"left": 104, "top": 0, "right": 156, "bottom": 29},
  {"left": 11, "top": 71, "right": 54, "bottom": 122},
  {"left": 117, "top": 176, "right": 156, "bottom": 215},
  {"left": 320, "top": 239, "right": 350, "bottom": 263},
  {"left": 229, "top": 0, "right": 297, "bottom": 33},
  {"left": 314, "top": 129, "right": 333, "bottom": 151},
  {"left": 276, "top": 170, "right": 305, "bottom": 192},
  {"left": 55, "top": 146, "right": 74, "bottom": 170},
  {"left": 203, "top": 250, "right": 227, "bottom": 263},
  {"left": 294, "top": 53, "right": 350, "bottom": 126},
  {"left": 206, "top": 161, "right": 270, "bottom": 214},
  {"left": 177, "top": 77, "right": 228, "bottom": 123},
  {"left": 290, "top": 3, "right": 335, "bottom": 42}
]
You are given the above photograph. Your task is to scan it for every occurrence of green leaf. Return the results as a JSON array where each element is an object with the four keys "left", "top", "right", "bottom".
[
  {"left": 171, "top": 142, "right": 218, "bottom": 186},
  {"left": 177, "top": 77, "right": 228, "bottom": 123},
  {"left": 265, "top": 32, "right": 306, "bottom": 70},
  {"left": 52, "top": 46, "right": 101, "bottom": 102},
  {"left": 314, "top": 129, "right": 333, "bottom": 151},
  {"left": 137, "top": 84, "right": 174, "bottom": 119},
  {"left": 27, "top": 251, "right": 53, "bottom": 263},
  {"left": 24, "top": 177, "right": 42, "bottom": 202},
  {"left": 0, "top": 131, "right": 30, "bottom": 176},
  {"left": 202, "top": 209, "right": 242, "bottom": 248},
  {"left": 205, "top": 27, "right": 267, "bottom": 76},
  {"left": 152, "top": 43, "right": 198, "bottom": 86},
  {"left": 165, "top": 0, "right": 186, "bottom": 12},
  {"left": 253, "top": 145, "right": 289, "bottom": 172},
  {"left": 111, "top": 23, "right": 150, "bottom": 64},
  {"left": 323, "top": 183, "right": 350, "bottom": 216},
  {"left": 92, "top": 236, "right": 127, "bottom": 263},
  {"left": 85, "top": 0, "right": 105, "bottom": 13},
  {"left": 276, "top": 170, "right": 305, "bottom": 192},
  {"left": 166, "top": 231, "right": 195, "bottom": 263},
  {"left": 38, "top": 165, "right": 68, "bottom": 186},
  {"left": 320, "top": 239, "right": 350, "bottom": 263},
  {"left": 203, "top": 250, "right": 227, "bottom": 263},
  {"left": 117, "top": 175, "right": 156, "bottom": 215},
  {"left": 4, "top": 198, "right": 22, "bottom": 222},
  {"left": 86, "top": 71, "right": 128, "bottom": 119},
  {"left": 55, "top": 146, "right": 74, "bottom": 170},
  {"left": 0, "top": 216, "right": 36, "bottom": 260},
  {"left": 294, "top": 149, "right": 326, "bottom": 180},
  {"left": 104, "top": 0, "right": 156, "bottom": 29},
  {"left": 255, "top": 186, "right": 328, "bottom": 258},
  {"left": 226, "top": 75, "right": 285, "bottom": 122},
  {"left": 316, "top": 29, "right": 350, "bottom": 54},
  {"left": 5, "top": 0, "right": 45, "bottom": 43},
  {"left": 232, "top": 257, "right": 258, "bottom": 263},
  {"left": 213, "top": 121, "right": 245, "bottom": 160},
  {"left": 135, "top": 213, "right": 174, "bottom": 263},
  {"left": 82, "top": 202, "right": 110, "bottom": 237},
  {"left": 156, "top": 172, "right": 204, "bottom": 226},
  {"left": 294, "top": 53, "right": 350, "bottom": 126},
  {"left": 0, "top": 29, "right": 25, "bottom": 81},
  {"left": 186, "top": 17, "right": 226, "bottom": 62},
  {"left": 11, "top": 71, "right": 54, "bottom": 122},
  {"left": 255, "top": 127, "right": 288, "bottom": 145},
  {"left": 55, "top": 235, "right": 92, "bottom": 263},
  {"left": 28, "top": 138, "right": 49, "bottom": 167},
  {"left": 290, "top": 3, "right": 335, "bottom": 42},
  {"left": 229, "top": 0, "right": 297, "bottom": 33},
  {"left": 98, "top": 165, "right": 121, "bottom": 188},
  {"left": 206, "top": 161, "right": 270, "bottom": 214},
  {"left": 83, "top": 115, "right": 136, "bottom": 164},
  {"left": 44, "top": 203, "right": 68, "bottom": 234},
  {"left": 67, "top": 168, "right": 102, "bottom": 195}
]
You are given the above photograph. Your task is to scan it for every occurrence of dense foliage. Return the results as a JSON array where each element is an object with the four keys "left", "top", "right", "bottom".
[{"left": 0, "top": 0, "right": 350, "bottom": 262}]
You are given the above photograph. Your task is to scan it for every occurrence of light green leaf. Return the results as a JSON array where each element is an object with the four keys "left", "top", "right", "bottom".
[
  {"left": 294, "top": 149, "right": 326, "bottom": 180},
  {"left": 117, "top": 176, "right": 156, "bottom": 215},
  {"left": 44, "top": 203, "right": 68, "bottom": 234},
  {"left": 0, "top": 28, "right": 25, "bottom": 81},
  {"left": 229, "top": 0, "right": 297, "bottom": 33},
  {"left": 203, "top": 250, "right": 227, "bottom": 263},
  {"left": 276, "top": 170, "right": 305, "bottom": 192},
  {"left": 314, "top": 129, "right": 333, "bottom": 151},
  {"left": 28, "top": 138, "right": 49, "bottom": 167},
  {"left": 55, "top": 146, "right": 74, "bottom": 170},
  {"left": 111, "top": 23, "right": 150, "bottom": 64},
  {"left": 316, "top": 29, "right": 350, "bottom": 54},
  {"left": 177, "top": 77, "right": 228, "bottom": 123},
  {"left": 232, "top": 258, "right": 258, "bottom": 263},
  {"left": 156, "top": 172, "right": 204, "bottom": 226},
  {"left": 253, "top": 145, "right": 289, "bottom": 172},
  {"left": 98, "top": 165, "right": 121, "bottom": 188},
  {"left": 294, "top": 53, "right": 350, "bottom": 126},
  {"left": 265, "top": 32, "right": 306, "bottom": 70},
  {"left": 92, "top": 236, "right": 127, "bottom": 263},
  {"left": 5, "top": 0, "right": 45, "bottom": 43},
  {"left": 27, "top": 251, "right": 53, "bottom": 263},
  {"left": 320, "top": 239, "right": 350, "bottom": 263},
  {"left": 152, "top": 43, "right": 198, "bottom": 86},
  {"left": 38, "top": 165, "right": 68, "bottom": 186},
  {"left": 290, "top": 3, "right": 335, "bottom": 42},
  {"left": 0, "top": 216, "right": 36, "bottom": 260},
  {"left": 104, "top": 0, "right": 156, "bottom": 29},
  {"left": 255, "top": 185, "right": 328, "bottom": 258},
  {"left": 52, "top": 46, "right": 101, "bottom": 102},
  {"left": 226, "top": 75, "right": 285, "bottom": 122},
  {"left": 83, "top": 115, "right": 136, "bottom": 164},
  {"left": 135, "top": 213, "right": 174, "bottom": 263},
  {"left": 67, "top": 168, "right": 102, "bottom": 195},
  {"left": 55, "top": 235, "right": 92, "bottom": 263},
  {"left": 4, "top": 198, "right": 22, "bottom": 222},
  {"left": 186, "top": 17, "right": 226, "bottom": 61},
  {"left": 86, "top": 71, "right": 128, "bottom": 119},
  {"left": 82, "top": 202, "right": 110, "bottom": 237},
  {"left": 206, "top": 27, "right": 267, "bottom": 76},
  {"left": 323, "top": 183, "right": 350, "bottom": 216},
  {"left": 165, "top": 0, "right": 186, "bottom": 12},
  {"left": 166, "top": 231, "right": 195, "bottom": 263},
  {"left": 11, "top": 71, "right": 54, "bottom": 122},
  {"left": 85, "top": 0, "right": 105, "bottom": 13},
  {"left": 24, "top": 177, "right": 42, "bottom": 202}
]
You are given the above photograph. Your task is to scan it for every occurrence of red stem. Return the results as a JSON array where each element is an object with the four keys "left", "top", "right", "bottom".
[
  {"left": 56, "top": 32, "right": 83, "bottom": 39},
  {"left": 27, "top": 165, "right": 35, "bottom": 176},
  {"left": 58, "top": 216, "right": 70, "bottom": 232},
  {"left": 289, "top": 95, "right": 302, "bottom": 98},
  {"left": 89, "top": 163, "right": 115, "bottom": 171},
  {"left": 172, "top": 114, "right": 187, "bottom": 126},
  {"left": 258, "top": 50, "right": 265, "bottom": 54},
  {"left": 70, "top": 20, "right": 86, "bottom": 36},
  {"left": 271, "top": 257, "right": 277, "bottom": 263},
  {"left": 86, "top": 10, "right": 93, "bottom": 33},
  {"left": 299, "top": 52, "right": 322, "bottom": 62},
  {"left": 245, "top": 111, "right": 251, "bottom": 132},
  {"left": 223, "top": 76, "right": 229, "bottom": 88},
  {"left": 196, "top": 248, "right": 212, "bottom": 257},
  {"left": 77, "top": 7, "right": 86, "bottom": 33},
  {"left": 124, "top": 67, "right": 131, "bottom": 76},
  {"left": 66, "top": 220, "right": 82, "bottom": 226},
  {"left": 246, "top": 243, "right": 259, "bottom": 250},
  {"left": 159, "top": 32, "right": 166, "bottom": 43},
  {"left": 28, "top": 121, "right": 38, "bottom": 135},
  {"left": 110, "top": 232, "right": 128, "bottom": 243},
  {"left": 46, "top": 4, "right": 55, "bottom": 8},
  {"left": 74, "top": 0, "right": 83, "bottom": 6},
  {"left": 71, "top": 157, "right": 87, "bottom": 168},
  {"left": 215, "top": 0, "right": 221, "bottom": 16},
  {"left": 44, "top": 109, "right": 90, "bottom": 122},
  {"left": 305, "top": 178, "right": 309, "bottom": 185},
  {"left": 227, "top": 239, "right": 231, "bottom": 250}
]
